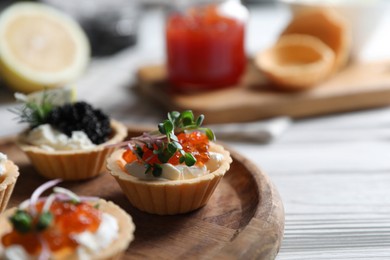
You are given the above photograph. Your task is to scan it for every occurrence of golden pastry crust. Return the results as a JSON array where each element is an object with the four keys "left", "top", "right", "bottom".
[
  {"left": 255, "top": 34, "right": 335, "bottom": 90},
  {"left": 0, "top": 160, "right": 19, "bottom": 213},
  {"left": 17, "top": 120, "right": 127, "bottom": 180},
  {"left": 107, "top": 142, "right": 232, "bottom": 215},
  {"left": 0, "top": 199, "right": 135, "bottom": 260},
  {"left": 281, "top": 8, "right": 351, "bottom": 73}
]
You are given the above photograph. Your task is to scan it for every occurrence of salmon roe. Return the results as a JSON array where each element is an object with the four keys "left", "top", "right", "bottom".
[
  {"left": 2, "top": 201, "right": 101, "bottom": 255},
  {"left": 123, "top": 131, "right": 210, "bottom": 166}
]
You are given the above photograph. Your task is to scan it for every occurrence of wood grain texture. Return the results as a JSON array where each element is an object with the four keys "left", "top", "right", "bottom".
[
  {"left": 137, "top": 60, "right": 390, "bottom": 124},
  {"left": 224, "top": 108, "right": 390, "bottom": 260},
  {"left": 0, "top": 127, "right": 284, "bottom": 260}
]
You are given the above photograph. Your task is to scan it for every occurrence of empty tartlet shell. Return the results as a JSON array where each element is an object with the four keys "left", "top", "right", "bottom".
[
  {"left": 0, "top": 199, "right": 135, "bottom": 259},
  {"left": 281, "top": 8, "right": 351, "bottom": 72},
  {"left": 17, "top": 120, "right": 127, "bottom": 181},
  {"left": 255, "top": 34, "right": 335, "bottom": 90},
  {"left": 0, "top": 160, "right": 19, "bottom": 213},
  {"left": 107, "top": 142, "right": 232, "bottom": 215}
]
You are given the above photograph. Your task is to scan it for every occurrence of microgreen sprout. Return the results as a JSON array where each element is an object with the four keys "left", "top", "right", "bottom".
[
  {"left": 9, "top": 210, "right": 33, "bottom": 233},
  {"left": 121, "top": 110, "right": 215, "bottom": 176},
  {"left": 36, "top": 212, "right": 54, "bottom": 231},
  {"left": 9, "top": 209, "right": 53, "bottom": 233}
]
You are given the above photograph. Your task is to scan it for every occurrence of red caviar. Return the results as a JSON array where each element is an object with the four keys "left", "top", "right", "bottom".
[
  {"left": 123, "top": 131, "right": 210, "bottom": 166},
  {"left": 2, "top": 201, "right": 101, "bottom": 255}
]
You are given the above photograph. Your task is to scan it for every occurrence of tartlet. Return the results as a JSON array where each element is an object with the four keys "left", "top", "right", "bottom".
[
  {"left": 12, "top": 90, "right": 127, "bottom": 180},
  {"left": 107, "top": 111, "right": 232, "bottom": 215},
  {"left": 255, "top": 34, "right": 335, "bottom": 90},
  {"left": 0, "top": 154, "right": 19, "bottom": 213},
  {"left": 18, "top": 119, "right": 127, "bottom": 180},
  {"left": 0, "top": 180, "right": 135, "bottom": 259},
  {"left": 108, "top": 143, "right": 231, "bottom": 215},
  {"left": 281, "top": 8, "right": 351, "bottom": 73}
]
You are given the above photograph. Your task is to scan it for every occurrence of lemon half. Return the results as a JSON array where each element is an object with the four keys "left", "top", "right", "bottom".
[{"left": 0, "top": 2, "right": 90, "bottom": 93}]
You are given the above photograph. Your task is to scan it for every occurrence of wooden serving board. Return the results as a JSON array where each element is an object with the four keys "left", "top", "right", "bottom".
[
  {"left": 137, "top": 60, "right": 390, "bottom": 124},
  {"left": 0, "top": 127, "right": 285, "bottom": 259}
]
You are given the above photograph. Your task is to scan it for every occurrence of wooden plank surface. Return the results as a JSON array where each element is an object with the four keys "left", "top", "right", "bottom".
[
  {"left": 0, "top": 128, "right": 284, "bottom": 259},
  {"left": 226, "top": 108, "right": 390, "bottom": 260},
  {"left": 137, "top": 60, "right": 390, "bottom": 124}
]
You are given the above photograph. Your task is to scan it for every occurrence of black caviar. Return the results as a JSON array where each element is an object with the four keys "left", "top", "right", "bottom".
[{"left": 46, "top": 102, "right": 111, "bottom": 144}]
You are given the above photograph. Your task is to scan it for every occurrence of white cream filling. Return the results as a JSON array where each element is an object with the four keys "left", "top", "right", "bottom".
[
  {"left": 73, "top": 213, "right": 119, "bottom": 260},
  {"left": 0, "top": 213, "right": 118, "bottom": 260},
  {"left": 0, "top": 152, "right": 7, "bottom": 176},
  {"left": 125, "top": 151, "right": 224, "bottom": 181},
  {"left": 25, "top": 124, "right": 96, "bottom": 151},
  {"left": 1, "top": 245, "right": 29, "bottom": 260}
]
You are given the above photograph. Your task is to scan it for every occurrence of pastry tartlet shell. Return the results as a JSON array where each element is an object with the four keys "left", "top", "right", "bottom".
[
  {"left": 17, "top": 120, "right": 127, "bottom": 180},
  {"left": 255, "top": 34, "right": 335, "bottom": 90},
  {"left": 281, "top": 8, "right": 351, "bottom": 73},
  {"left": 0, "top": 199, "right": 135, "bottom": 260},
  {"left": 0, "top": 160, "right": 19, "bottom": 213},
  {"left": 107, "top": 142, "right": 232, "bottom": 215}
]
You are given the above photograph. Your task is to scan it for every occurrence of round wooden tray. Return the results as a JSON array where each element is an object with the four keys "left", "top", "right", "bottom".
[{"left": 0, "top": 127, "right": 284, "bottom": 259}]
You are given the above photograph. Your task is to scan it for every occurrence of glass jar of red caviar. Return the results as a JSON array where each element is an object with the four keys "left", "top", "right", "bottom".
[{"left": 166, "top": 0, "right": 248, "bottom": 92}]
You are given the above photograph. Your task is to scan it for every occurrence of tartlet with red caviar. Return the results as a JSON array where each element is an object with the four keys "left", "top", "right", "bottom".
[
  {"left": 0, "top": 179, "right": 135, "bottom": 259},
  {"left": 107, "top": 111, "right": 232, "bottom": 215},
  {"left": 0, "top": 153, "right": 19, "bottom": 213},
  {"left": 12, "top": 90, "right": 127, "bottom": 180}
]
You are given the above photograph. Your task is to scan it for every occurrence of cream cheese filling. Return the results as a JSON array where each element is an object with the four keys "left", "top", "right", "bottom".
[
  {"left": 125, "top": 151, "right": 224, "bottom": 180},
  {"left": 24, "top": 124, "right": 96, "bottom": 151},
  {"left": 0, "top": 152, "right": 7, "bottom": 176},
  {"left": 74, "top": 212, "right": 119, "bottom": 260}
]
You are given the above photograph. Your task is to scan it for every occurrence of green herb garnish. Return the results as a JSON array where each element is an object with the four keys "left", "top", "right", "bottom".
[
  {"left": 36, "top": 212, "right": 53, "bottom": 231},
  {"left": 129, "top": 110, "right": 215, "bottom": 176},
  {"left": 9, "top": 210, "right": 33, "bottom": 233},
  {"left": 10, "top": 92, "right": 53, "bottom": 128},
  {"left": 9, "top": 209, "right": 53, "bottom": 233}
]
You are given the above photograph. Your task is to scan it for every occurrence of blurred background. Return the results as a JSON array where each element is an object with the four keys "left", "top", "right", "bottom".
[
  {"left": 0, "top": 0, "right": 385, "bottom": 59},
  {"left": 0, "top": 0, "right": 290, "bottom": 57},
  {"left": 0, "top": 0, "right": 389, "bottom": 135}
]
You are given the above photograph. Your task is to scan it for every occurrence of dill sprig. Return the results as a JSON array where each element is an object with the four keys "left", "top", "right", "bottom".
[{"left": 9, "top": 92, "right": 53, "bottom": 128}]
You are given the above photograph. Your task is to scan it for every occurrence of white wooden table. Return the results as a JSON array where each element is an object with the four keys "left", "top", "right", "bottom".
[{"left": 1, "top": 3, "right": 390, "bottom": 259}]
